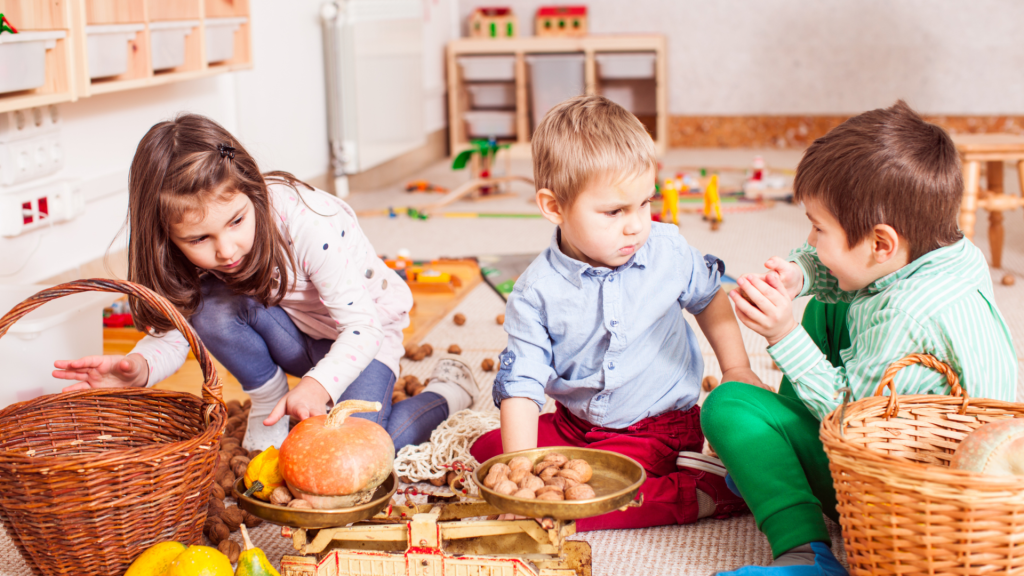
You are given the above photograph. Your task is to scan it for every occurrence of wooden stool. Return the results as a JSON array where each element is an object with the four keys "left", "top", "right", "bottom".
[{"left": 952, "top": 133, "right": 1024, "bottom": 269}]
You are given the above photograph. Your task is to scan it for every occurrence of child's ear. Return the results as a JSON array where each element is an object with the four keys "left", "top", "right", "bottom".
[
  {"left": 871, "top": 224, "right": 902, "bottom": 263},
  {"left": 535, "top": 188, "right": 564, "bottom": 225}
]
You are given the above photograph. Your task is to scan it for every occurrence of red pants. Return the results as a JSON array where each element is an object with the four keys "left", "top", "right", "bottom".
[{"left": 470, "top": 403, "right": 705, "bottom": 531}]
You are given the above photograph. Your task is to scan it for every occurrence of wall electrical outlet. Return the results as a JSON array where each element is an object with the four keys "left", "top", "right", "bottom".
[
  {"left": 0, "top": 178, "right": 83, "bottom": 237},
  {"left": 0, "top": 106, "right": 64, "bottom": 187}
]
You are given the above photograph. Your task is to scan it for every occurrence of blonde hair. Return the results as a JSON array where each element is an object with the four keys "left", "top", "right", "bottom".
[{"left": 532, "top": 95, "right": 658, "bottom": 207}]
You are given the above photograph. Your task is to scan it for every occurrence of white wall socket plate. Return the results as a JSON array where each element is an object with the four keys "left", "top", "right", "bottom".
[
  {"left": 0, "top": 133, "right": 64, "bottom": 186},
  {"left": 0, "top": 106, "right": 62, "bottom": 143}
]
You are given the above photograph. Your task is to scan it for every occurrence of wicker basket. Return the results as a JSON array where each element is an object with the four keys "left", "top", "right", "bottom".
[
  {"left": 821, "top": 353, "right": 1024, "bottom": 576},
  {"left": 0, "top": 279, "right": 227, "bottom": 576}
]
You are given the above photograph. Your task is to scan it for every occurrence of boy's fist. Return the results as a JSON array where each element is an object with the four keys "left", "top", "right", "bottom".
[
  {"left": 730, "top": 274, "right": 798, "bottom": 346},
  {"left": 763, "top": 256, "right": 803, "bottom": 300}
]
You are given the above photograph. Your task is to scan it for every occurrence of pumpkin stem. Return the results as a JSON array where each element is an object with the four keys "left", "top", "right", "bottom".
[
  {"left": 240, "top": 523, "right": 254, "bottom": 551},
  {"left": 325, "top": 400, "right": 382, "bottom": 428}
]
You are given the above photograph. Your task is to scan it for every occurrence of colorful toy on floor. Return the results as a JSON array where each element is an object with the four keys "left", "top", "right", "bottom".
[
  {"left": 468, "top": 7, "right": 518, "bottom": 38},
  {"left": 703, "top": 173, "right": 723, "bottom": 230},
  {"left": 0, "top": 14, "right": 18, "bottom": 35},
  {"left": 660, "top": 177, "right": 679, "bottom": 225},
  {"left": 405, "top": 180, "right": 447, "bottom": 193},
  {"left": 423, "top": 139, "right": 534, "bottom": 214},
  {"left": 535, "top": 6, "right": 588, "bottom": 37}
]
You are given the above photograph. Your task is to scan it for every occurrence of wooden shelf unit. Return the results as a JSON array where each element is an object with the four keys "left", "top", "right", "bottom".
[
  {"left": 0, "top": 0, "right": 253, "bottom": 113},
  {"left": 446, "top": 34, "right": 667, "bottom": 158}
]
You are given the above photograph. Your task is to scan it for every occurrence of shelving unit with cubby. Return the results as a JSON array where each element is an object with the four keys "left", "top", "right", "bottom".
[
  {"left": 446, "top": 35, "right": 667, "bottom": 157},
  {"left": 0, "top": 0, "right": 77, "bottom": 113},
  {"left": 0, "top": 0, "right": 253, "bottom": 113}
]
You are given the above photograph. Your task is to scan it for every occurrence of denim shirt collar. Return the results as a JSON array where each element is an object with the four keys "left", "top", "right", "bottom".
[{"left": 549, "top": 228, "right": 648, "bottom": 289}]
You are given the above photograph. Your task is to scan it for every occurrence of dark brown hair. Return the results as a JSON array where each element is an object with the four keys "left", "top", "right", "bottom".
[
  {"left": 794, "top": 100, "right": 963, "bottom": 261},
  {"left": 127, "top": 113, "right": 305, "bottom": 333}
]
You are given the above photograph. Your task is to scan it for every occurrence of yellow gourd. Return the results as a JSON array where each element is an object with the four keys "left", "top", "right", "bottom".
[
  {"left": 124, "top": 541, "right": 187, "bottom": 576},
  {"left": 243, "top": 446, "right": 284, "bottom": 501},
  {"left": 163, "top": 545, "right": 233, "bottom": 576},
  {"left": 236, "top": 524, "right": 281, "bottom": 576}
]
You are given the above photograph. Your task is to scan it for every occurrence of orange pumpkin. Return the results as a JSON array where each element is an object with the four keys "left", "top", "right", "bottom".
[{"left": 278, "top": 400, "right": 394, "bottom": 509}]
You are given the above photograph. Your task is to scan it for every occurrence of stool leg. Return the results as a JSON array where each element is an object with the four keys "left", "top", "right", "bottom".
[
  {"left": 960, "top": 160, "right": 980, "bottom": 240},
  {"left": 987, "top": 161, "right": 1005, "bottom": 269}
]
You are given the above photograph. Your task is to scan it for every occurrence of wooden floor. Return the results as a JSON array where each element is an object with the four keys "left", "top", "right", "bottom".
[{"left": 103, "top": 260, "right": 483, "bottom": 403}]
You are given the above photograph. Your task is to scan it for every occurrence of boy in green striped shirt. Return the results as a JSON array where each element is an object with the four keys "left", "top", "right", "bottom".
[{"left": 703, "top": 101, "right": 1017, "bottom": 576}]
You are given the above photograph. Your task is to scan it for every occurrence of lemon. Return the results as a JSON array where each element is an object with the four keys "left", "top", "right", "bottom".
[
  {"left": 164, "top": 545, "right": 234, "bottom": 576},
  {"left": 124, "top": 541, "right": 187, "bottom": 576}
]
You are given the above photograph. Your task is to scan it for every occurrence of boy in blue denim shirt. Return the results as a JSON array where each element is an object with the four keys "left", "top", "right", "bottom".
[{"left": 470, "top": 95, "right": 766, "bottom": 531}]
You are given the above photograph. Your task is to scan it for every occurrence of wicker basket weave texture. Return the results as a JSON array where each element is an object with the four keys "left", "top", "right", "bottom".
[
  {"left": 0, "top": 280, "right": 227, "bottom": 576},
  {"left": 821, "top": 354, "right": 1024, "bottom": 576}
]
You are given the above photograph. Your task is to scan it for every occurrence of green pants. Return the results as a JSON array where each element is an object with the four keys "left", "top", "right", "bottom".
[{"left": 701, "top": 299, "right": 851, "bottom": 558}]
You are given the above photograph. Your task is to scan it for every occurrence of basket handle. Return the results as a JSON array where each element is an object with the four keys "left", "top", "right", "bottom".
[
  {"left": 872, "top": 353, "right": 967, "bottom": 418},
  {"left": 0, "top": 279, "right": 222, "bottom": 415}
]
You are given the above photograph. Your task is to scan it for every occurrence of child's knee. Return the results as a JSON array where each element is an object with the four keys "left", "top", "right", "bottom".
[{"left": 701, "top": 382, "right": 757, "bottom": 444}]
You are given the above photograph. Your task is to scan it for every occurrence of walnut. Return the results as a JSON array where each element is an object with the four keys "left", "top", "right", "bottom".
[
  {"left": 221, "top": 506, "right": 245, "bottom": 531},
  {"left": 269, "top": 486, "right": 293, "bottom": 506},
  {"left": 557, "top": 468, "right": 585, "bottom": 483},
  {"left": 520, "top": 475, "right": 545, "bottom": 492},
  {"left": 205, "top": 520, "right": 230, "bottom": 545},
  {"left": 392, "top": 390, "right": 408, "bottom": 404},
  {"left": 211, "top": 483, "right": 226, "bottom": 501},
  {"left": 231, "top": 428, "right": 245, "bottom": 442},
  {"left": 412, "top": 350, "right": 427, "bottom": 361},
  {"left": 562, "top": 477, "right": 580, "bottom": 489},
  {"left": 535, "top": 485, "right": 563, "bottom": 497},
  {"left": 483, "top": 469, "right": 506, "bottom": 489},
  {"left": 420, "top": 343, "right": 434, "bottom": 357},
  {"left": 512, "top": 488, "right": 536, "bottom": 499},
  {"left": 242, "top": 399, "right": 251, "bottom": 410},
  {"left": 489, "top": 463, "right": 512, "bottom": 477},
  {"left": 565, "top": 484, "right": 597, "bottom": 500},
  {"left": 543, "top": 453, "right": 569, "bottom": 467},
  {"left": 533, "top": 460, "right": 559, "bottom": 476},
  {"left": 496, "top": 314, "right": 505, "bottom": 325},
  {"left": 232, "top": 461, "right": 249, "bottom": 479},
  {"left": 508, "top": 456, "right": 532, "bottom": 473},
  {"left": 539, "top": 466, "right": 560, "bottom": 481},
  {"left": 453, "top": 313, "right": 466, "bottom": 325},
  {"left": 288, "top": 499, "right": 312, "bottom": 509},
  {"left": 543, "top": 476, "right": 568, "bottom": 490},
  {"left": 537, "top": 491, "right": 564, "bottom": 501},
  {"left": 247, "top": 449, "right": 261, "bottom": 460},
  {"left": 242, "top": 511, "right": 263, "bottom": 528},
  {"left": 481, "top": 358, "right": 495, "bottom": 372},
  {"left": 225, "top": 416, "right": 244, "bottom": 433},
  {"left": 563, "top": 460, "right": 593, "bottom": 482},
  {"left": 218, "top": 539, "right": 241, "bottom": 564},
  {"left": 702, "top": 375, "right": 719, "bottom": 392},
  {"left": 408, "top": 384, "right": 427, "bottom": 396},
  {"left": 208, "top": 498, "right": 226, "bottom": 517},
  {"left": 404, "top": 376, "right": 422, "bottom": 396},
  {"left": 429, "top": 476, "right": 447, "bottom": 487},
  {"left": 494, "top": 479, "right": 518, "bottom": 495},
  {"left": 508, "top": 469, "right": 529, "bottom": 485},
  {"left": 229, "top": 455, "right": 250, "bottom": 469},
  {"left": 448, "top": 344, "right": 462, "bottom": 354},
  {"left": 404, "top": 344, "right": 418, "bottom": 358},
  {"left": 227, "top": 399, "right": 243, "bottom": 414}
]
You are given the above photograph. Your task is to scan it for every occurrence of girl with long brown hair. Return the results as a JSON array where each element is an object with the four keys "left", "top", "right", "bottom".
[{"left": 51, "top": 114, "right": 479, "bottom": 451}]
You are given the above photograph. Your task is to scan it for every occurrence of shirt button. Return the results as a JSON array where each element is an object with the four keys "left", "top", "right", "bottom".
[
  {"left": 610, "top": 320, "right": 618, "bottom": 327},
  {"left": 608, "top": 361, "right": 615, "bottom": 370},
  {"left": 608, "top": 277, "right": 615, "bottom": 282}
]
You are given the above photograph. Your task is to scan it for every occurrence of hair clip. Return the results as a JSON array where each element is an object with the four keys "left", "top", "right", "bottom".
[{"left": 217, "top": 144, "right": 236, "bottom": 159}]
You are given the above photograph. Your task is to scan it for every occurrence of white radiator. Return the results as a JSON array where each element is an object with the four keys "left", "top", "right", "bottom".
[{"left": 321, "top": 0, "right": 425, "bottom": 197}]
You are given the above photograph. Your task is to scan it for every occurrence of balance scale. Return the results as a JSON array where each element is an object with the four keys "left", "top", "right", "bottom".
[{"left": 238, "top": 448, "right": 645, "bottom": 576}]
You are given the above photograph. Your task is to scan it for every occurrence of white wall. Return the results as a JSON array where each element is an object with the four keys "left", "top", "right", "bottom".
[
  {"left": 0, "top": 0, "right": 458, "bottom": 285},
  {"left": 460, "top": 0, "right": 1024, "bottom": 115}
]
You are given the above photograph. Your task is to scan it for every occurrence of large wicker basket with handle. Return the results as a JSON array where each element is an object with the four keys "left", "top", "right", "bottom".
[
  {"left": 0, "top": 279, "right": 227, "bottom": 576},
  {"left": 820, "top": 353, "right": 1024, "bottom": 576}
]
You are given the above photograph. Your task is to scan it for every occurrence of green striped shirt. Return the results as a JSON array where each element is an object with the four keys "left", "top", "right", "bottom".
[{"left": 770, "top": 238, "right": 1017, "bottom": 421}]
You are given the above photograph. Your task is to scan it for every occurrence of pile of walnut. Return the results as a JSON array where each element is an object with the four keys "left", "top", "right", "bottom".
[
  {"left": 483, "top": 453, "right": 597, "bottom": 501},
  {"left": 204, "top": 399, "right": 264, "bottom": 550}
]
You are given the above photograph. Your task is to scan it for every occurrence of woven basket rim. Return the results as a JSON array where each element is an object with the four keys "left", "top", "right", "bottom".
[
  {"left": 0, "top": 388, "right": 224, "bottom": 470},
  {"left": 821, "top": 392, "right": 1024, "bottom": 487}
]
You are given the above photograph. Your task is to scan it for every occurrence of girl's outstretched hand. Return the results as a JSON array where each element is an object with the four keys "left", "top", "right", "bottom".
[
  {"left": 265, "top": 376, "right": 332, "bottom": 425},
  {"left": 53, "top": 353, "right": 150, "bottom": 391}
]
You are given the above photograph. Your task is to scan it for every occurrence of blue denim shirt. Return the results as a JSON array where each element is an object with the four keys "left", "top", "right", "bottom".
[{"left": 492, "top": 222, "right": 724, "bottom": 428}]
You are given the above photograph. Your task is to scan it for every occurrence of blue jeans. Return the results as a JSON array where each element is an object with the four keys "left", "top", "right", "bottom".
[{"left": 191, "top": 276, "right": 448, "bottom": 450}]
